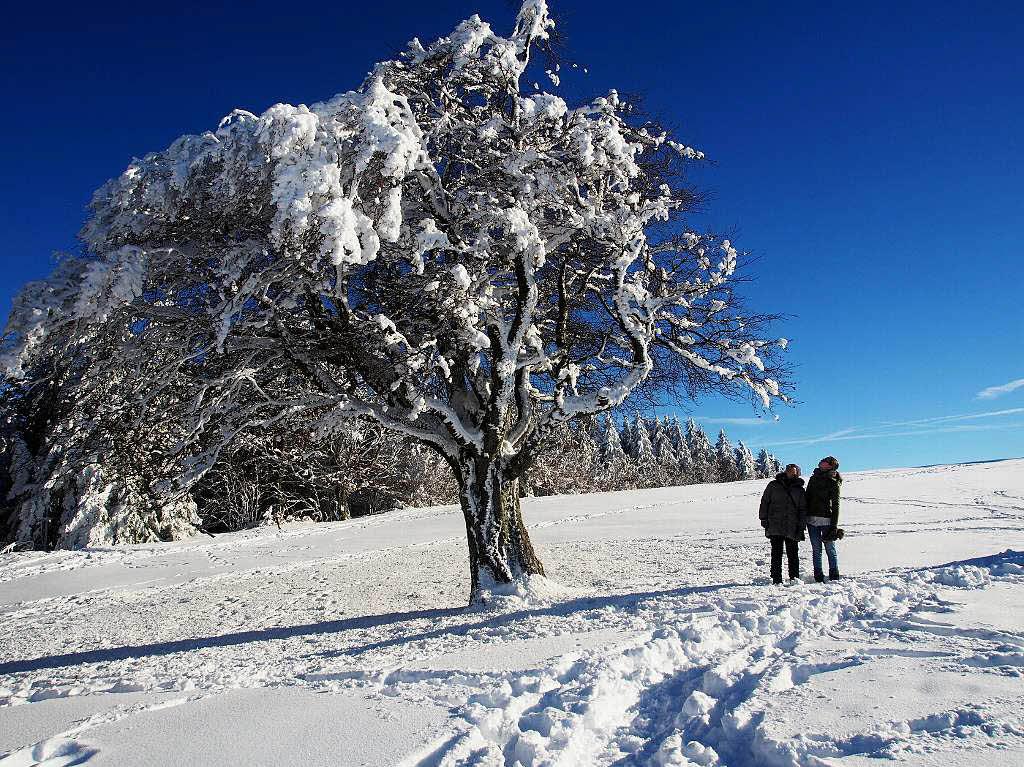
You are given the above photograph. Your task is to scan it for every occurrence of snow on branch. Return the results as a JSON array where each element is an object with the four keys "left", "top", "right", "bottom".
[{"left": 5, "top": 0, "right": 789, "bottom": 490}]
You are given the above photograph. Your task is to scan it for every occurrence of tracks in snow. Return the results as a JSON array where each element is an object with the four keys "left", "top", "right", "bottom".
[
  {"left": 2, "top": 555, "right": 1024, "bottom": 765},
  {"left": 414, "top": 551, "right": 1024, "bottom": 766}
]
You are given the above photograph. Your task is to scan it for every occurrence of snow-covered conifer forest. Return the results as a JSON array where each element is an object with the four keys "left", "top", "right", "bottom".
[
  {"left": 0, "top": 0, "right": 790, "bottom": 602},
  {"left": 1, "top": 407, "right": 778, "bottom": 549}
]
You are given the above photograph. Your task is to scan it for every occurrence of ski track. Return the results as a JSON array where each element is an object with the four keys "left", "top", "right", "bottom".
[{"left": 1, "top": 462, "right": 1024, "bottom": 765}]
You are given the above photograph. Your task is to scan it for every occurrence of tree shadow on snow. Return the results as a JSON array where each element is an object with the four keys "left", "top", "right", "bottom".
[
  {"left": 319, "top": 582, "right": 745, "bottom": 661},
  {"left": 0, "top": 582, "right": 743, "bottom": 676}
]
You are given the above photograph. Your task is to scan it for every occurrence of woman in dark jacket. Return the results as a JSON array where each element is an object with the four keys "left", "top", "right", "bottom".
[
  {"left": 758, "top": 463, "right": 808, "bottom": 584},
  {"left": 805, "top": 456, "right": 842, "bottom": 581}
]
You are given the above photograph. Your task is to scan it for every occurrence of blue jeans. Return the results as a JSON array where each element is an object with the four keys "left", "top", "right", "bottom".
[{"left": 806, "top": 524, "right": 839, "bottom": 578}]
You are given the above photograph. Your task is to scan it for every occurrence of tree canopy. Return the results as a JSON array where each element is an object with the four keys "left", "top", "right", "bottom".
[{"left": 2, "top": 0, "right": 790, "bottom": 599}]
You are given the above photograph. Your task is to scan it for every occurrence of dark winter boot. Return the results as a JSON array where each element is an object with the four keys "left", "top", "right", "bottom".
[
  {"left": 814, "top": 571, "right": 825, "bottom": 583},
  {"left": 829, "top": 571, "right": 841, "bottom": 581}
]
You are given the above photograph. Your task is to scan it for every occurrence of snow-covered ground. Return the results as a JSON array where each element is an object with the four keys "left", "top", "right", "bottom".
[{"left": 2, "top": 459, "right": 1023, "bottom": 766}]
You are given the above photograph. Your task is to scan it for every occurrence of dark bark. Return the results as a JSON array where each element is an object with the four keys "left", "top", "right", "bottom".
[{"left": 456, "top": 456, "right": 545, "bottom": 604}]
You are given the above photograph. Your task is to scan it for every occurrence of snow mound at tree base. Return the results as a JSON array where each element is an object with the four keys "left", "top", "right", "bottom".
[{"left": 471, "top": 574, "right": 579, "bottom": 610}]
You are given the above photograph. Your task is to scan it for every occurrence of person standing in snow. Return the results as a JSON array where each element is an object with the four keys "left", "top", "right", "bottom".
[
  {"left": 758, "top": 463, "right": 807, "bottom": 584},
  {"left": 805, "top": 456, "right": 842, "bottom": 581}
]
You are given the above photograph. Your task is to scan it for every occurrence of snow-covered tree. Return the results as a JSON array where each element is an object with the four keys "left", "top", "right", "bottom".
[
  {"left": 597, "top": 413, "right": 628, "bottom": 477},
  {"left": 619, "top": 418, "right": 635, "bottom": 458},
  {"left": 633, "top": 416, "right": 656, "bottom": 465},
  {"left": 196, "top": 418, "right": 448, "bottom": 531},
  {"left": 686, "top": 419, "right": 718, "bottom": 484},
  {"left": 0, "top": 275, "right": 200, "bottom": 548},
  {"left": 651, "top": 417, "right": 674, "bottom": 462},
  {"left": 651, "top": 416, "right": 678, "bottom": 485},
  {"left": 667, "top": 416, "right": 694, "bottom": 484},
  {"left": 404, "top": 441, "right": 459, "bottom": 508},
  {"left": 715, "top": 430, "right": 738, "bottom": 482},
  {"left": 527, "top": 417, "right": 599, "bottom": 496},
  {"left": 2, "top": 1, "right": 789, "bottom": 599},
  {"left": 630, "top": 415, "right": 657, "bottom": 485},
  {"left": 755, "top": 448, "right": 774, "bottom": 479},
  {"left": 734, "top": 440, "right": 757, "bottom": 481}
]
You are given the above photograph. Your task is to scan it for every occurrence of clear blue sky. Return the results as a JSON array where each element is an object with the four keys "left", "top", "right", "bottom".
[{"left": 2, "top": 0, "right": 1021, "bottom": 472}]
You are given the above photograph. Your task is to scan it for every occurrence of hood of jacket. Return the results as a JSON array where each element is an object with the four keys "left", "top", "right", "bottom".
[{"left": 812, "top": 467, "right": 842, "bottom": 483}]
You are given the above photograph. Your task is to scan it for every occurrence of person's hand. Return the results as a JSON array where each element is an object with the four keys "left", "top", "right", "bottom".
[
  {"left": 761, "top": 521, "right": 769, "bottom": 529},
  {"left": 827, "top": 526, "right": 838, "bottom": 539}
]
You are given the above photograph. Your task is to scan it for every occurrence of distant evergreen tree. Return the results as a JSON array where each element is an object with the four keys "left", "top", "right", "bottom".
[
  {"left": 666, "top": 416, "right": 686, "bottom": 454},
  {"left": 652, "top": 417, "right": 676, "bottom": 463},
  {"left": 619, "top": 417, "right": 635, "bottom": 459},
  {"left": 633, "top": 415, "right": 655, "bottom": 464},
  {"left": 651, "top": 416, "right": 678, "bottom": 486},
  {"left": 735, "top": 440, "right": 758, "bottom": 480},
  {"left": 667, "top": 416, "right": 694, "bottom": 484},
  {"left": 755, "top": 448, "right": 774, "bottom": 479},
  {"left": 686, "top": 418, "right": 718, "bottom": 483},
  {"left": 591, "top": 414, "right": 630, "bottom": 490},
  {"left": 598, "top": 414, "right": 628, "bottom": 473},
  {"left": 716, "top": 430, "right": 739, "bottom": 482},
  {"left": 632, "top": 414, "right": 657, "bottom": 485}
]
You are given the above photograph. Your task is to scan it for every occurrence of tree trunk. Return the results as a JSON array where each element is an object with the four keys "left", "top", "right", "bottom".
[
  {"left": 336, "top": 485, "right": 351, "bottom": 521},
  {"left": 456, "top": 456, "right": 545, "bottom": 604}
]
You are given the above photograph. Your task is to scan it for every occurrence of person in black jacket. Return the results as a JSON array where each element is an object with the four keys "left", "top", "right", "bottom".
[
  {"left": 805, "top": 456, "right": 842, "bottom": 581},
  {"left": 758, "top": 463, "right": 808, "bottom": 584}
]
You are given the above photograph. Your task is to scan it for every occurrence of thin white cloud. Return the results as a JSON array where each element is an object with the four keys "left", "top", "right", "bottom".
[
  {"left": 883, "top": 407, "right": 1024, "bottom": 427},
  {"left": 762, "top": 426, "right": 861, "bottom": 447},
  {"left": 977, "top": 378, "right": 1024, "bottom": 400},
  {"left": 751, "top": 416, "right": 1024, "bottom": 449},
  {"left": 696, "top": 417, "right": 775, "bottom": 426},
  {"left": 818, "top": 427, "right": 861, "bottom": 440}
]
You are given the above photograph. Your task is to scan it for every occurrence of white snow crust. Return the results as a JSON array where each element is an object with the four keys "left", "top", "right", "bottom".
[{"left": 2, "top": 459, "right": 1024, "bottom": 765}]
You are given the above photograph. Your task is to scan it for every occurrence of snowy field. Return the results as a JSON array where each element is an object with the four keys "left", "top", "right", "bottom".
[{"left": 2, "top": 459, "right": 1023, "bottom": 766}]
